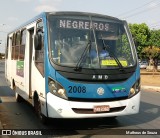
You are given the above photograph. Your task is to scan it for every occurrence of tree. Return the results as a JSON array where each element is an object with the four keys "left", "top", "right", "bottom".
[
  {"left": 142, "top": 46, "right": 160, "bottom": 72},
  {"left": 148, "top": 29, "right": 160, "bottom": 47},
  {"left": 142, "top": 46, "right": 160, "bottom": 60},
  {"left": 129, "top": 23, "right": 150, "bottom": 59}
]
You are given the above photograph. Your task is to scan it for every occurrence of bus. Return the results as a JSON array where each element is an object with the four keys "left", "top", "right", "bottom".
[{"left": 5, "top": 12, "right": 141, "bottom": 124}]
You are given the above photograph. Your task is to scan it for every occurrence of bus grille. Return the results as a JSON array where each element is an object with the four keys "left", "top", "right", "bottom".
[
  {"left": 72, "top": 106, "right": 126, "bottom": 114},
  {"left": 68, "top": 96, "right": 128, "bottom": 102}
]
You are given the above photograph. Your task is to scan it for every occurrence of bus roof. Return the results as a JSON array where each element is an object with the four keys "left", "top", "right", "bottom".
[
  {"left": 8, "top": 12, "right": 46, "bottom": 35},
  {"left": 47, "top": 11, "right": 121, "bottom": 21},
  {"left": 8, "top": 11, "right": 123, "bottom": 34}
]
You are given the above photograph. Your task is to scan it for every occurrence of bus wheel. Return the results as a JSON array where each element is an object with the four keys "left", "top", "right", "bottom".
[
  {"left": 15, "top": 92, "right": 24, "bottom": 102},
  {"left": 34, "top": 98, "right": 48, "bottom": 124}
]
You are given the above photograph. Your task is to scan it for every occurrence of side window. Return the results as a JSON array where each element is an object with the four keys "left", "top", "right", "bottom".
[
  {"left": 6, "top": 36, "right": 9, "bottom": 59},
  {"left": 15, "top": 31, "right": 21, "bottom": 60},
  {"left": 12, "top": 33, "right": 16, "bottom": 46},
  {"left": 16, "top": 31, "right": 21, "bottom": 45},
  {"left": 11, "top": 33, "right": 16, "bottom": 60},
  {"left": 11, "top": 29, "right": 26, "bottom": 60},
  {"left": 19, "top": 29, "right": 26, "bottom": 60},
  {"left": 35, "top": 20, "right": 44, "bottom": 77}
]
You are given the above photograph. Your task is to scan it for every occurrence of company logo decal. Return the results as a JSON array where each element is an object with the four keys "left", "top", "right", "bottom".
[
  {"left": 92, "top": 75, "right": 108, "bottom": 80},
  {"left": 112, "top": 87, "right": 126, "bottom": 93},
  {"left": 97, "top": 87, "right": 105, "bottom": 95}
]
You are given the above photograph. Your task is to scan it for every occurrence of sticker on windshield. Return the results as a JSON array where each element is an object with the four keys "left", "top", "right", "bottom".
[{"left": 101, "top": 59, "right": 128, "bottom": 67}]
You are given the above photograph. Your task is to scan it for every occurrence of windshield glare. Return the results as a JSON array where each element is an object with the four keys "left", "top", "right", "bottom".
[{"left": 49, "top": 15, "right": 135, "bottom": 69}]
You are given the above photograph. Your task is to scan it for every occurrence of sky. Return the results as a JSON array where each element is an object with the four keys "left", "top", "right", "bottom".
[{"left": 0, "top": 0, "right": 160, "bottom": 53}]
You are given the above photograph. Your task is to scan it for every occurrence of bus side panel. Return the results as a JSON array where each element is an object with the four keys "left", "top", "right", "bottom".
[
  {"left": 29, "top": 23, "right": 46, "bottom": 116},
  {"left": 5, "top": 35, "right": 12, "bottom": 88},
  {"left": 31, "top": 59, "right": 46, "bottom": 106},
  {"left": 6, "top": 35, "right": 27, "bottom": 99}
]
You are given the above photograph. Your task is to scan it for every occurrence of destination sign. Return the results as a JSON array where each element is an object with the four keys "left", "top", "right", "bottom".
[{"left": 58, "top": 19, "right": 110, "bottom": 31}]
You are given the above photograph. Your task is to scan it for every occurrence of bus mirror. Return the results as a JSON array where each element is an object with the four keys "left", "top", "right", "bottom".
[
  {"left": 34, "top": 34, "right": 38, "bottom": 50},
  {"left": 34, "top": 34, "right": 42, "bottom": 50}
]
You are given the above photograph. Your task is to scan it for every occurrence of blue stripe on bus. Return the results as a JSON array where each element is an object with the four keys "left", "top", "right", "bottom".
[{"left": 46, "top": 64, "right": 140, "bottom": 99}]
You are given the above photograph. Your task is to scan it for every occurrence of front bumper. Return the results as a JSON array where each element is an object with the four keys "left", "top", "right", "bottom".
[{"left": 47, "top": 92, "right": 141, "bottom": 118}]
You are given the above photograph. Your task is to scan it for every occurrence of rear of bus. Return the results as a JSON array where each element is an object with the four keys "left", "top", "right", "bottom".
[{"left": 45, "top": 12, "right": 140, "bottom": 119}]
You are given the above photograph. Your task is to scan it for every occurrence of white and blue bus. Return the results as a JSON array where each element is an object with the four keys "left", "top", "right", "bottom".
[{"left": 5, "top": 12, "right": 140, "bottom": 123}]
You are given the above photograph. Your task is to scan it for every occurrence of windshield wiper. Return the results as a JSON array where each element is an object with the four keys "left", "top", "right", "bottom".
[
  {"left": 74, "top": 40, "right": 91, "bottom": 71},
  {"left": 102, "top": 39, "right": 124, "bottom": 71}
]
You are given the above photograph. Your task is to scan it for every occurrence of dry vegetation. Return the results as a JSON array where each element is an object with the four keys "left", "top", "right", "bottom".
[{"left": 141, "top": 70, "right": 160, "bottom": 86}]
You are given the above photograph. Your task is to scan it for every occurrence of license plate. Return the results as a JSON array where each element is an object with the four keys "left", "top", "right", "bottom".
[{"left": 93, "top": 105, "right": 110, "bottom": 112}]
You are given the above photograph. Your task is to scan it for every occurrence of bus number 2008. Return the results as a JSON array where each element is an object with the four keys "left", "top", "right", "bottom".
[{"left": 68, "top": 86, "right": 86, "bottom": 93}]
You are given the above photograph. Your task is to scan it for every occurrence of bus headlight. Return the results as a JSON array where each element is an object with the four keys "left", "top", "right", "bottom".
[
  {"left": 48, "top": 78, "right": 68, "bottom": 100},
  {"left": 129, "top": 78, "right": 141, "bottom": 98}
]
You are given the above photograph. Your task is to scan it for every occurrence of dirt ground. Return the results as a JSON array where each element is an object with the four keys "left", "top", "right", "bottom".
[{"left": 140, "top": 70, "right": 160, "bottom": 86}]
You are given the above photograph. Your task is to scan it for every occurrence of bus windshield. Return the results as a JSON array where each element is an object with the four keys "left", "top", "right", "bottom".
[{"left": 49, "top": 15, "right": 136, "bottom": 69}]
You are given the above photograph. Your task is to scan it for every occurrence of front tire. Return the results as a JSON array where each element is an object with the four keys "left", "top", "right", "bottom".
[
  {"left": 15, "top": 92, "right": 24, "bottom": 102},
  {"left": 34, "top": 98, "right": 48, "bottom": 124}
]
